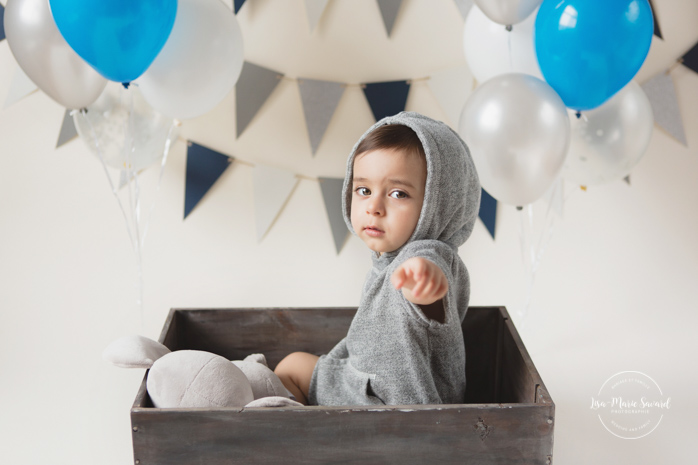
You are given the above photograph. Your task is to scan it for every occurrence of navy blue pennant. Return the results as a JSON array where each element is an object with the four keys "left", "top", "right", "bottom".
[
  {"left": 0, "top": 4, "right": 6, "bottom": 42},
  {"left": 362, "top": 80, "right": 410, "bottom": 122},
  {"left": 478, "top": 188, "right": 497, "bottom": 240},
  {"left": 682, "top": 41, "right": 698, "bottom": 74},
  {"left": 234, "top": 0, "right": 247, "bottom": 14},
  {"left": 184, "top": 142, "right": 232, "bottom": 219},
  {"left": 648, "top": 0, "right": 662, "bottom": 39}
]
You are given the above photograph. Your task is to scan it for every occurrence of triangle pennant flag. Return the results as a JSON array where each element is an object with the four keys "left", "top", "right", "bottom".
[
  {"left": 235, "top": 61, "right": 282, "bottom": 138},
  {"left": 641, "top": 71, "right": 687, "bottom": 146},
  {"left": 253, "top": 164, "right": 299, "bottom": 241},
  {"left": 3, "top": 65, "right": 38, "bottom": 109},
  {"left": 304, "top": 0, "right": 330, "bottom": 32},
  {"left": 233, "top": 0, "right": 247, "bottom": 14},
  {"left": 648, "top": 0, "right": 662, "bottom": 39},
  {"left": 681, "top": 41, "right": 698, "bottom": 74},
  {"left": 427, "top": 65, "right": 474, "bottom": 128},
  {"left": 478, "top": 188, "right": 497, "bottom": 239},
  {"left": 56, "top": 109, "right": 78, "bottom": 148},
  {"left": 318, "top": 177, "right": 348, "bottom": 254},
  {"left": 1, "top": 3, "right": 6, "bottom": 42},
  {"left": 184, "top": 142, "right": 232, "bottom": 219},
  {"left": 298, "top": 78, "right": 345, "bottom": 155},
  {"left": 376, "top": 0, "right": 403, "bottom": 37},
  {"left": 453, "top": 0, "right": 474, "bottom": 21},
  {"left": 363, "top": 80, "right": 410, "bottom": 122},
  {"left": 624, "top": 175, "right": 631, "bottom": 185}
]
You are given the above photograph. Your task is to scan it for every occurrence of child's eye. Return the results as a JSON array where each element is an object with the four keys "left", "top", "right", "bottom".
[
  {"left": 355, "top": 187, "right": 371, "bottom": 196},
  {"left": 390, "top": 190, "right": 408, "bottom": 199}
]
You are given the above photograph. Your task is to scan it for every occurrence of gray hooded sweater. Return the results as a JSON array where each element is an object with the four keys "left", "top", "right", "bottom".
[{"left": 308, "top": 112, "right": 481, "bottom": 406}]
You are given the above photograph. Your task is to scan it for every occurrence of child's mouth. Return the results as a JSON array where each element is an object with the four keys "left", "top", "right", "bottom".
[{"left": 364, "top": 226, "right": 384, "bottom": 237}]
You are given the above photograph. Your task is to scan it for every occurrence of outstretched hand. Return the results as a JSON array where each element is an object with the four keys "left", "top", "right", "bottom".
[{"left": 391, "top": 257, "right": 448, "bottom": 305}]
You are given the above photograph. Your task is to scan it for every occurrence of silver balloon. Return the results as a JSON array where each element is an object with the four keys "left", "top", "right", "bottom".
[
  {"left": 474, "top": 0, "right": 542, "bottom": 26},
  {"left": 3, "top": 0, "right": 107, "bottom": 109},
  {"left": 562, "top": 81, "right": 653, "bottom": 186},
  {"left": 73, "top": 83, "right": 177, "bottom": 172},
  {"left": 459, "top": 73, "right": 570, "bottom": 206}
]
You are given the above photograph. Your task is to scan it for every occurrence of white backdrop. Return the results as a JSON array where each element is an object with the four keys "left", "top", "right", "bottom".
[{"left": 0, "top": 0, "right": 696, "bottom": 463}]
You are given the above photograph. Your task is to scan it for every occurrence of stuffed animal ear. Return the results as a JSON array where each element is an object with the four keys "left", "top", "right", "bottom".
[{"left": 103, "top": 335, "right": 171, "bottom": 369}]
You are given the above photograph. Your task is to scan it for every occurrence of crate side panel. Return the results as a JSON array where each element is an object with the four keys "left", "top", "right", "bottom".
[
  {"left": 176, "top": 308, "right": 356, "bottom": 368},
  {"left": 462, "top": 307, "right": 502, "bottom": 403},
  {"left": 498, "top": 322, "right": 536, "bottom": 403},
  {"left": 132, "top": 405, "right": 554, "bottom": 465}
]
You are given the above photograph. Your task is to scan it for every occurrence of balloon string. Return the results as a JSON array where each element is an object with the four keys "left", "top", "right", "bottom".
[
  {"left": 507, "top": 28, "right": 513, "bottom": 72},
  {"left": 517, "top": 178, "right": 560, "bottom": 324},
  {"left": 140, "top": 121, "right": 177, "bottom": 247}
]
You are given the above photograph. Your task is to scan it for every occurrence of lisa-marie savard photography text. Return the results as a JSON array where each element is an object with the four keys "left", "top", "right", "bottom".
[{"left": 590, "top": 396, "right": 672, "bottom": 413}]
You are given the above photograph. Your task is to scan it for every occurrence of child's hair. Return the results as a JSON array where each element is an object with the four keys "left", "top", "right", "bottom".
[{"left": 355, "top": 124, "right": 426, "bottom": 160}]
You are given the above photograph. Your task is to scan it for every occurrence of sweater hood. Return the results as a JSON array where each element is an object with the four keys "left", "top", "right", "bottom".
[{"left": 342, "top": 112, "right": 481, "bottom": 258}]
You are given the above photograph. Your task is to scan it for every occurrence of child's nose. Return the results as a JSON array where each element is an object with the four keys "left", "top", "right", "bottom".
[{"left": 367, "top": 197, "right": 384, "bottom": 215}]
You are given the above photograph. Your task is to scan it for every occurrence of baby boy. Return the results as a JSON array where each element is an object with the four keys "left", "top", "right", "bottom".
[{"left": 275, "top": 111, "right": 481, "bottom": 405}]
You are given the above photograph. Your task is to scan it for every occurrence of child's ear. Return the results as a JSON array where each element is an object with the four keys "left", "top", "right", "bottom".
[{"left": 103, "top": 335, "right": 171, "bottom": 369}]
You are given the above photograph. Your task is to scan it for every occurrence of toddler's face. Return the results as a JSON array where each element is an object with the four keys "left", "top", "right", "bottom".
[{"left": 350, "top": 148, "right": 426, "bottom": 254}]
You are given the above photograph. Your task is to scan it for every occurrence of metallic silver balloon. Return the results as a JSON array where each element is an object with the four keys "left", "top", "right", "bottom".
[
  {"left": 3, "top": 0, "right": 107, "bottom": 109},
  {"left": 562, "top": 81, "right": 653, "bottom": 186},
  {"left": 474, "top": 0, "right": 542, "bottom": 26},
  {"left": 459, "top": 73, "right": 570, "bottom": 206}
]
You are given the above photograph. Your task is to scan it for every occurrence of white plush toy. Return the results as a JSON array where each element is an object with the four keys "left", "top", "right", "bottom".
[{"left": 103, "top": 335, "right": 303, "bottom": 409}]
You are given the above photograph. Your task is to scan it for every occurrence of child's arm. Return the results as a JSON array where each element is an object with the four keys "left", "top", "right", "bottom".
[{"left": 391, "top": 257, "right": 448, "bottom": 308}]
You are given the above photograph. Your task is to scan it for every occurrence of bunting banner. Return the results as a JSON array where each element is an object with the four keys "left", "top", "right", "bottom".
[
  {"left": 682, "top": 41, "right": 698, "bottom": 74},
  {"left": 453, "top": 0, "right": 474, "bottom": 21},
  {"left": 363, "top": 80, "right": 411, "bottom": 122},
  {"left": 648, "top": 0, "right": 662, "bottom": 39},
  {"left": 377, "top": 0, "right": 403, "bottom": 37},
  {"left": 56, "top": 109, "right": 78, "bottom": 148},
  {"left": 318, "top": 177, "right": 348, "bottom": 254},
  {"left": 304, "top": 0, "right": 330, "bottom": 33},
  {"left": 234, "top": 0, "right": 247, "bottom": 14},
  {"left": 478, "top": 188, "right": 497, "bottom": 239},
  {"left": 642, "top": 71, "right": 687, "bottom": 146},
  {"left": 427, "top": 65, "right": 474, "bottom": 128},
  {"left": 3, "top": 66, "right": 38, "bottom": 109},
  {"left": 0, "top": 3, "right": 6, "bottom": 42},
  {"left": 235, "top": 61, "right": 282, "bottom": 138},
  {"left": 298, "top": 78, "right": 345, "bottom": 155},
  {"left": 253, "top": 164, "right": 299, "bottom": 241},
  {"left": 184, "top": 142, "right": 233, "bottom": 219}
]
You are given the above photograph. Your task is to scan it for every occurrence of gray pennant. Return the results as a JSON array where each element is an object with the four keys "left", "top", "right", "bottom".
[
  {"left": 298, "top": 78, "right": 345, "bottom": 155},
  {"left": 453, "top": 0, "right": 474, "bottom": 20},
  {"left": 377, "top": 0, "right": 403, "bottom": 37},
  {"left": 641, "top": 71, "right": 687, "bottom": 146},
  {"left": 235, "top": 61, "right": 282, "bottom": 138},
  {"left": 624, "top": 175, "right": 631, "bottom": 185},
  {"left": 56, "top": 109, "right": 78, "bottom": 148},
  {"left": 318, "top": 177, "right": 348, "bottom": 254}
]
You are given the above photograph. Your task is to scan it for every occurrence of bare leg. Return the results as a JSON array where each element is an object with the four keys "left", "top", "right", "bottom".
[{"left": 274, "top": 352, "right": 319, "bottom": 405}]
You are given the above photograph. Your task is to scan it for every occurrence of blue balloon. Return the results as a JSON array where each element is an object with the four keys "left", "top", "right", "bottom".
[
  {"left": 49, "top": 0, "right": 177, "bottom": 83},
  {"left": 534, "top": 0, "right": 653, "bottom": 111}
]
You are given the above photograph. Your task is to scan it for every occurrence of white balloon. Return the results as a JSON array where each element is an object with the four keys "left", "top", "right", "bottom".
[
  {"left": 562, "top": 81, "right": 654, "bottom": 186},
  {"left": 137, "top": 0, "right": 245, "bottom": 119},
  {"left": 73, "top": 84, "right": 177, "bottom": 172},
  {"left": 459, "top": 73, "right": 570, "bottom": 206},
  {"left": 474, "top": 0, "right": 542, "bottom": 26},
  {"left": 463, "top": 5, "right": 543, "bottom": 84}
]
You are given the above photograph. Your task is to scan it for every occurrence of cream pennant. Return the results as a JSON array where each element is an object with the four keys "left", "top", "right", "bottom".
[
  {"left": 253, "top": 164, "right": 299, "bottom": 242},
  {"left": 641, "top": 71, "right": 687, "bottom": 146},
  {"left": 427, "top": 65, "right": 474, "bottom": 128},
  {"left": 56, "top": 109, "right": 78, "bottom": 148},
  {"left": 453, "top": 0, "right": 474, "bottom": 21},
  {"left": 3, "top": 65, "right": 38, "bottom": 109},
  {"left": 298, "top": 78, "right": 345, "bottom": 155},
  {"left": 304, "top": 0, "right": 330, "bottom": 32}
]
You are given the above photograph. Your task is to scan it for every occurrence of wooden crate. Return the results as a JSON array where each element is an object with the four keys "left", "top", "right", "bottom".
[{"left": 131, "top": 306, "right": 554, "bottom": 464}]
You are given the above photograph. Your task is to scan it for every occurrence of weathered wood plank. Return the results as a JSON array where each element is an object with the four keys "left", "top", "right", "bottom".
[{"left": 132, "top": 404, "right": 554, "bottom": 465}]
